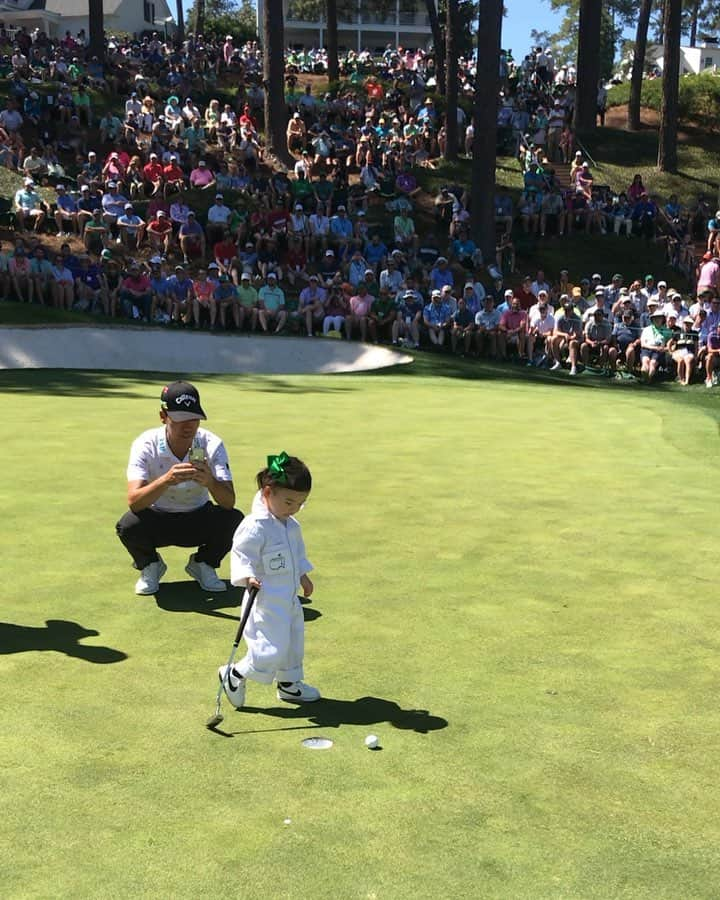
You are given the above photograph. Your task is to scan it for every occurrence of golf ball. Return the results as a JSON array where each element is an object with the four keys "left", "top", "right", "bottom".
[{"left": 364, "top": 734, "right": 379, "bottom": 749}]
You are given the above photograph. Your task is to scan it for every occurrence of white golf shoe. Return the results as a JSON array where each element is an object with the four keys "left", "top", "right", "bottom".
[
  {"left": 276, "top": 681, "right": 321, "bottom": 703},
  {"left": 218, "top": 665, "right": 246, "bottom": 709},
  {"left": 134, "top": 555, "right": 167, "bottom": 595},
  {"left": 185, "top": 554, "right": 227, "bottom": 592}
]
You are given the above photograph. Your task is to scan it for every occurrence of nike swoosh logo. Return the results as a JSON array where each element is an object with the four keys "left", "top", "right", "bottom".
[
  {"left": 280, "top": 687, "right": 301, "bottom": 697},
  {"left": 220, "top": 669, "right": 242, "bottom": 691}
]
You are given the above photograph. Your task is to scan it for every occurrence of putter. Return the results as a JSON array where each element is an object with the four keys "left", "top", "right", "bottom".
[{"left": 206, "top": 585, "right": 259, "bottom": 730}]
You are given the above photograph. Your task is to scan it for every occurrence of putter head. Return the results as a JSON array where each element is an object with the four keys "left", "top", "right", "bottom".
[{"left": 206, "top": 713, "right": 224, "bottom": 729}]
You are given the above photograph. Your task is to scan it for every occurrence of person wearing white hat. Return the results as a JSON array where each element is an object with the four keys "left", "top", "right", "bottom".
[
  {"left": 13, "top": 179, "right": 48, "bottom": 233},
  {"left": 117, "top": 203, "right": 146, "bottom": 251}
]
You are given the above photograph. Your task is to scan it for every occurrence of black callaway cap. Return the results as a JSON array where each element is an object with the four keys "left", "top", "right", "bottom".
[{"left": 160, "top": 381, "right": 207, "bottom": 420}]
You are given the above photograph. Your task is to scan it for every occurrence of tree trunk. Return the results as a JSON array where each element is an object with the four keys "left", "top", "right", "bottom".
[
  {"left": 444, "top": 0, "right": 458, "bottom": 160},
  {"left": 88, "top": 0, "right": 105, "bottom": 62},
  {"left": 470, "top": 0, "right": 503, "bottom": 263},
  {"left": 194, "top": 0, "right": 205, "bottom": 36},
  {"left": 573, "top": 0, "right": 602, "bottom": 132},
  {"left": 689, "top": 0, "right": 699, "bottom": 47},
  {"left": 424, "top": 0, "right": 445, "bottom": 95},
  {"left": 658, "top": 0, "right": 681, "bottom": 172},
  {"left": 628, "top": 0, "right": 653, "bottom": 131},
  {"left": 264, "top": 0, "right": 293, "bottom": 168},
  {"left": 175, "top": 0, "right": 185, "bottom": 44},
  {"left": 326, "top": 0, "right": 339, "bottom": 84}
]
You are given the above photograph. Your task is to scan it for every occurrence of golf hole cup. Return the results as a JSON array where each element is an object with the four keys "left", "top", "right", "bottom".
[{"left": 364, "top": 734, "right": 379, "bottom": 750}]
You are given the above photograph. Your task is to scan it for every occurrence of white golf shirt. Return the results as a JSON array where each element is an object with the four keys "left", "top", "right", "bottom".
[{"left": 126, "top": 426, "right": 232, "bottom": 512}]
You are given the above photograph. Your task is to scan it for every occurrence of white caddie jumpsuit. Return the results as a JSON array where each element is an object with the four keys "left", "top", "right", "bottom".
[{"left": 230, "top": 492, "right": 312, "bottom": 684}]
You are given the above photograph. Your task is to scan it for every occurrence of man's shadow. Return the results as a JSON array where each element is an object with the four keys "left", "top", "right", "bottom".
[
  {"left": 156, "top": 584, "right": 322, "bottom": 623},
  {"left": 221, "top": 696, "right": 447, "bottom": 737},
  {"left": 0, "top": 620, "right": 128, "bottom": 664}
]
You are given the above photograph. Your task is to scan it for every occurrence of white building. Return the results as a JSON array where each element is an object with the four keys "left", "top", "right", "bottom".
[
  {"left": 647, "top": 41, "right": 720, "bottom": 76},
  {"left": 259, "top": 0, "right": 434, "bottom": 54},
  {"left": 0, "top": 0, "right": 175, "bottom": 41}
]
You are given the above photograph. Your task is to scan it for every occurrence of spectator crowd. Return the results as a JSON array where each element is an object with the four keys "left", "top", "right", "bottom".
[{"left": 1, "top": 25, "right": 719, "bottom": 384}]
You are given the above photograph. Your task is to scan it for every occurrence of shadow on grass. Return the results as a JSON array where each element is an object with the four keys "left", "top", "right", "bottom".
[
  {"left": 156, "top": 585, "right": 322, "bottom": 623},
  {"left": 0, "top": 369, "right": 156, "bottom": 398},
  {"left": 155, "top": 581, "right": 242, "bottom": 621},
  {"left": 0, "top": 619, "right": 127, "bottom": 663},
  {"left": 228, "top": 696, "right": 448, "bottom": 735},
  {"left": 0, "top": 369, "right": 358, "bottom": 397}
]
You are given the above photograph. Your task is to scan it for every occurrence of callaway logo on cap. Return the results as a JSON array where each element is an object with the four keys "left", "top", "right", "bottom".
[{"left": 160, "top": 381, "right": 207, "bottom": 421}]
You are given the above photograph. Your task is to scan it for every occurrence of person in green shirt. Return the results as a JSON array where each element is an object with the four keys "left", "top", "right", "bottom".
[
  {"left": 236, "top": 271, "right": 258, "bottom": 331},
  {"left": 74, "top": 84, "right": 92, "bottom": 126},
  {"left": 313, "top": 172, "right": 334, "bottom": 212},
  {"left": 291, "top": 173, "right": 314, "bottom": 207},
  {"left": 371, "top": 288, "right": 396, "bottom": 342}
]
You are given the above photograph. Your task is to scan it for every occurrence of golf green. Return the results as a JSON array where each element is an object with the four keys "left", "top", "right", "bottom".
[{"left": 2, "top": 369, "right": 719, "bottom": 899}]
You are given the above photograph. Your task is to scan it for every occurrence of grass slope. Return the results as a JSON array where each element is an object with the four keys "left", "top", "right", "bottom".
[{"left": 2, "top": 370, "right": 720, "bottom": 898}]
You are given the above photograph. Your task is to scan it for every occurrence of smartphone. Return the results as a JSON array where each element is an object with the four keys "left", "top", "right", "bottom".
[{"left": 189, "top": 447, "right": 205, "bottom": 464}]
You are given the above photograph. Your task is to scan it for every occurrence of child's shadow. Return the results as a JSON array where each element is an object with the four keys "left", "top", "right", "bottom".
[
  {"left": 0, "top": 620, "right": 127, "bottom": 664},
  {"left": 236, "top": 696, "right": 448, "bottom": 735}
]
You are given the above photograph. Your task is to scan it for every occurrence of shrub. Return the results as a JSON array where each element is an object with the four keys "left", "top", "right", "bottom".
[{"left": 608, "top": 72, "right": 720, "bottom": 130}]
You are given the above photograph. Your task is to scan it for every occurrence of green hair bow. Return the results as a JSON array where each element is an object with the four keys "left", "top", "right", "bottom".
[{"left": 267, "top": 451, "right": 290, "bottom": 483}]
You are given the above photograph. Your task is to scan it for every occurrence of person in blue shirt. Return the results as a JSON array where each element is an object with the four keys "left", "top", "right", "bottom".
[
  {"left": 329, "top": 205, "right": 353, "bottom": 258},
  {"left": 364, "top": 233, "right": 387, "bottom": 272},
  {"left": 423, "top": 289, "right": 452, "bottom": 347},
  {"left": 53, "top": 184, "right": 79, "bottom": 237},
  {"left": 429, "top": 257, "right": 454, "bottom": 292},
  {"left": 393, "top": 288, "right": 423, "bottom": 347},
  {"left": 167, "top": 265, "right": 194, "bottom": 325},
  {"left": 149, "top": 259, "right": 170, "bottom": 321}
]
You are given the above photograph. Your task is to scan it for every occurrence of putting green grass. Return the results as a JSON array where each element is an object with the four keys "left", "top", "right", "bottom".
[{"left": 2, "top": 369, "right": 720, "bottom": 899}]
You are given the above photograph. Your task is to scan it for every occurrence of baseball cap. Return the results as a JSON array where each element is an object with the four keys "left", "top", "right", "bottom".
[
  {"left": 431, "top": 289, "right": 441, "bottom": 298},
  {"left": 325, "top": 249, "right": 334, "bottom": 256},
  {"left": 267, "top": 272, "right": 277, "bottom": 279},
  {"left": 215, "top": 193, "right": 224, "bottom": 199},
  {"left": 240, "top": 271, "right": 251, "bottom": 280},
  {"left": 683, "top": 315, "right": 695, "bottom": 323},
  {"left": 504, "top": 289, "right": 513, "bottom": 298},
  {"left": 594, "top": 286, "right": 605, "bottom": 295},
  {"left": 150, "top": 255, "right": 163, "bottom": 264},
  {"left": 56, "top": 184, "right": 65, "bottom": 190},
  {"left": 157, "top": 210, "right": 167, "bottom": 217},
  {"left": 657, "top": 280, "right": 667, "bottom": 288},
  {"left": 198, "top": 160, "right": 207, "bottom": 166},
  {"left": 591, "top": 273, "right": 602, "bottom": 280},
  {"left": 124, "top": 203, "right": 133, "bottom": 210},
  {"left": 437, "top": 256, "right": 448, "bottom": 263},
  {"left": 107, "top": 180, "right": 117, "bottom": 188},
  {"left": 309, "top": 274, "right": 319, "bottom": 280},
  {"left": 24, "top": 177, "right": 34, "bottom": 186},
  {"left": 404, "top": 290, "right": 415, "bottom": 298},
  {"left": 647, "top": 298, "right": 660, "bottom": 307},
  {"left": 208, "top": 262, "right": 219, "bottom": 270},
  {"left": 295, "top": 203, "right": 303, "bottom": 210},
  {"left": 80, "top": 185, "right": 90, "bottom": 191},
  {"left": 160, "top": 381, "right": 206, "bottom": 421}
]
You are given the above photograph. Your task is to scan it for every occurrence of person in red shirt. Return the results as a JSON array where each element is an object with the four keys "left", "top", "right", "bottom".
[
  {"left": 192, "top": 269, "right": 218, "bottom": 329},
  {"left": 514, "top": 276, "right": 536, "bottom": 311},
  {"left": 214, "top": 230, "right": 238, "bottom": 276},
  {"left": 498, "top": 297, "right": 528, "bottom": 361},
  {"left": 143, "top": 153, "right": 164, "bottom": 196},
  {"left": 147, "top": 209, "right": 173, "bottom": 254},
  {"left": 266, "top": 205, "right": 290, "bottom": 254},
  {"left": 238, "top": 105, "right": 257, "bottom": 133},
  {"left": 119, "top": 263, "right": 152, "bottom": 321},
  {"left": 162, "top": 155, "right": 185, "bottom": 197}
]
